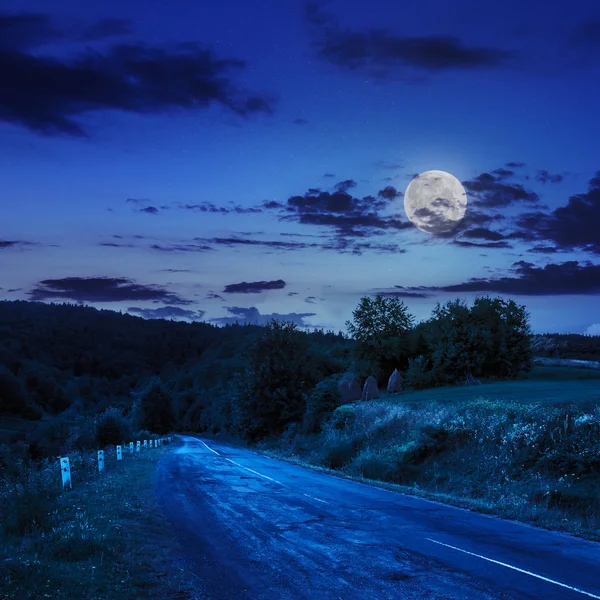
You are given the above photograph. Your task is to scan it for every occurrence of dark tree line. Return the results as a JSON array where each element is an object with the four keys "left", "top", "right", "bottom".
[{"left": 0, "top": 296, "right": 590, "bottom": 454}]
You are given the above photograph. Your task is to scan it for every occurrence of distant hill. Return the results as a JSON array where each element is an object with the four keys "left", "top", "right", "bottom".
[
  {"left": 0, "top": 301, "right": 350, "bottom": 454},
  {"left": 531, "top": 333, "right": 600, "bottom": 362}
]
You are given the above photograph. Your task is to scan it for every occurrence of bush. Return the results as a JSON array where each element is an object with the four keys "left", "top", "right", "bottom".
[
  {"left": 95, "top": 407, "right": 130, "bottom": 447},
  {"left": 303, "top": 374, "right": 344, "bottom": 433},
  {"left": 328, "top": 405, "right": 356, "bottom": 431},
  {"left": 405, "top": 355, "right": 437, "bottom": 390}
]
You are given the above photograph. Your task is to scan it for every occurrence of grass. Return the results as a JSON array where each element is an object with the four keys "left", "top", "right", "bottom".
[
  {"left": 262, "top": 366, "right": 600, "bottom": 542},
  {"left": 0, "top": 442, "right": 203, "bottom": 600}
]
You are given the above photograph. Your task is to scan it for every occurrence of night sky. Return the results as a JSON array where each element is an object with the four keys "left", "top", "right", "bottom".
[{"left": 2, "top": 0, "right": 600, "bottom": 334}]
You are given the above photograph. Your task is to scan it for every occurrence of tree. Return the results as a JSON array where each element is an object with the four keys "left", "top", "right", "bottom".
[
  {"left": 233, "top": 320, "right": 316, "bottom": 440},
  {"left": 134, "top": 380, "right": 174, "bottom": 434},
  {"left": 346, "top": 296, "right": 415, "bottom": 381}
]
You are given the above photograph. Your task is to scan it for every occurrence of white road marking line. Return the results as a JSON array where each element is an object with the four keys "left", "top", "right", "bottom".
[
  {"left": 195, "top": 438, "right": 329, "bottom": 504},
  {"left": 426, "top": 538, "right": 600, "bottom": 599},
  {"left": 224, "top": 457, "right": 284, "bottom": 485},
  {"left": 303, "top": 493, "right": 328, "bottom": 504},
  {"left": 197, "top": 439, "right": 220, "bottom": 455}
]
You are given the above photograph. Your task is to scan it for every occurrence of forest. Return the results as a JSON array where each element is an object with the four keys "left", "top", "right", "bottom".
[{"left": 0, "top": 295, "right": 546, "bottom": 457}]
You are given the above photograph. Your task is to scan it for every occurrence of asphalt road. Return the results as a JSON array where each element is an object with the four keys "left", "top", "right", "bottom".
[{"left": 156, "top": 435, "right": 600, "bottom": 600}]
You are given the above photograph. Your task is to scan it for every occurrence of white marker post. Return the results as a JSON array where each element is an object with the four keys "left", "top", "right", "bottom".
[
  {"left": 155, "top": 439, "right": 158, "bottom": 448},
  {"left": 116, "top": 445, "right": 122, "bottom": 461},
  {"left": 60, "top": 457, "right": 72, "bottom": 490},
  {"left": 129, "top": 441, "right": 134, "bottom": 455},
  {"left": 98, "top": 450, "right": 105, "bottom": 473},
  {"left": 136, "top": 440, "right": 141, "bottom": 453},
  {"left": 143, "top": 440, "right": 148, "bottom": 449}
]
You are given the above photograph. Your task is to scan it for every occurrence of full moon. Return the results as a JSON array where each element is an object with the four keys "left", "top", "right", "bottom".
[{"left": 404, "top": 170, "right": 467, "bottom": 234}]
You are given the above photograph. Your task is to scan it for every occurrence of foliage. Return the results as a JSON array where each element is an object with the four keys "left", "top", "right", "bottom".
[
  {"left": 302, "top": 374, "right": 344, "bottom": 433},
  {"left": 134, "top": 381, "right": 174, "bottom": 434},
  {"left": 233, "top": 320, "right": 320, "bottom": 440},
  {"left": 95, "top": 408, "right": 130, "bottom": 447},
  {"left": 346, "top": 296, "right": 415, "bottom": 381}
]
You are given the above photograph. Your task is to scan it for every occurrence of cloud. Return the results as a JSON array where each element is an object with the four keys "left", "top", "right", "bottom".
[
  {"left": 506, "top": 161, "right": 526, "bottom": 168},
  {"left": 222, "top": 279, "right": 286, "bottom": 294},
  {"left": 376, "top": 286, "right": 430, "bottom": 298},
  {"left": 306, "top": 2, "right": 514, "bottom": 81},
  {"left": 0, "top": 12, "right": 274, "bottom": 136},
  {"left": 128, "top": 305, "right": 205, "bottom": 321},
  {"left": 535, "top": 169, "right": 564, "bottom": 184},
  {"left": 0, "top": 240, "right": 36, "bottom": 249},
  {"left": 150, "top": 243, "right": 213, "bottom": 253},
  {"left": 462, "top": 171, "right": 539, "bottom": 208},
  {"left": 516, "top": 171, "right": 600, "bottom": 254},
  {"left": 378, "top": 185, "right": 401, "bottom": 200},
  {"left": 196, "top": 236, "right": 316, "bottom": 251},
  {"left": 205, "top": 292, "right": 225, "bottom": 300},
  {"left": 584, "top": 323, "right": 600, "bottom": 336},
  {"left": 179, "top": 202, "right": 262, "bottom": 214},
  {"left": 140, "top": 206, "right": 159, "bottom": 214},
  {"left": 399, "top": 261, "right": 600, "bottom": 296},
  {"left": 28, "top": 276, "right": 192, "bottom": 304},
  {"left": 323, "top": 173, "right": 336, "bottom": 178},
  {"left": 209, "top": 306, "right": 316, "bottom": 327}
]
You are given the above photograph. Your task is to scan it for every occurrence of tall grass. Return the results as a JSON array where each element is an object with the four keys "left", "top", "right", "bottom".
[{"left": 279, "top": 395, "right": 600, "bottom": 538}]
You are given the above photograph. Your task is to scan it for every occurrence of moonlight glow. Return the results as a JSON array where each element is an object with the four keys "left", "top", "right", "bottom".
[{"left": 404, "top": 170, "right": 468, "bottom": 234}]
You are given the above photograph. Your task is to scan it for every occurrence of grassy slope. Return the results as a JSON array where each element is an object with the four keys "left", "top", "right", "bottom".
[
  {"left": 262, "top": 366, "right": 600, "bottom": 541},
  {"left": 0, "top": 444, "right": 204, "bottom": 600}
]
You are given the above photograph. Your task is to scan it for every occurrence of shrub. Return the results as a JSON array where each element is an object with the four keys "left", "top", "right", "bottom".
[
  {"left": 328, "top": 405, "right": 356, "bottom": 431},
  {"left": 303, "top": 374, "right": 344, "bottom": 433},
  {"left": 95, "top": 408, "right": 130, "bottom": 447},
  {"left": 405, "top": 355, "right": 437, "bottom": 390}
]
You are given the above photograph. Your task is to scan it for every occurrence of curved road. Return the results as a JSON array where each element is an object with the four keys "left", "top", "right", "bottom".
[{"left": 156, "top": 435, "right": 600, "bottom": 600}]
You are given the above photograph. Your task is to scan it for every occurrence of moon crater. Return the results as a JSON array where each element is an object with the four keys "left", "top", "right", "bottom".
[{"left": 404, "top": 170, "right": 467, "bottom": 234}]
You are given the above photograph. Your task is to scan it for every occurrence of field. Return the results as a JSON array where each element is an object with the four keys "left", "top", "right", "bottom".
[
  {"left": 386, "top": 365, "right": 600, "bottom": 408},
  {"left": 266, "top": 365, "right": 600, "bottom": 540}
]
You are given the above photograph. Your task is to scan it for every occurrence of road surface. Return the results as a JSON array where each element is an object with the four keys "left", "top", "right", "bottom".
[{"left": 156, "top": 435, "right": 600, "bottom": 600}]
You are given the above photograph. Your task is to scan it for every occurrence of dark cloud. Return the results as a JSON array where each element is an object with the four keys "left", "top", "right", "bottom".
[
  {"left": 205, "top": 292, "right": 225, "bottom": 300},
  {"left": 374, "top": 160, "right": 403, "bottom": 170},
  {"left": 460, "top": 227, "right": 506, "bottom": 242},
  {"left": 399, "top": 261, "right": 600, "bottom": 296},
  {"left": 29, "top": 276, "right": 192, "bottom": 304},
  {"left": 516, "top": 171, "right": 600, "bottom": 254},
  {"left": 128, "top": 305, "right": 205, "bottom": 321},
  {"left": 209, "top": 306, "right": 316, "bottom": 327},
  {"left": 197, "top": 236, "right": 316, "bottom": 251},
  {"left": 140, "top": 206, "right": 159, "bottom": 214},
  {"left": 323, "top": 173, "right": 336, "bottom": 178},
  {"left": 159, "top": 268, "right": 193, "bottom": 273},
  {"left": 288, "top": 292, "right": 298, "bottom": 296},
  {"left": 305, "top": 296, "right": 317, "bottom": 304},
  {"left": 125, "top": 197, "right": 151, "bottom": 205},
  {"left": 0, "top": 240, "right": 36, "bottom": 249},
  {"left": 100, "top": 242, "right": 135, "bottom": 248},
  {"left": 529, "top": 245, "right": 559, "bottom": 254},
  {"left": 463, "top": 171, "right": 539, "bottom": 208},
  {"left": 150, "top": 243, "right": 213, "bottom": 253},
  {"left": 223, "top": 279, "right": 286, "bottom": 294},
  {"left": 179, "top": 202, "right": 262, "bottom": 214},
  {"left": 334, "top": 179, "right": 357, "bottom": 193},
  {"left": 377, "top": 185, "right": 401, "bottom": 200},
  {"left": 453, "top": 240, "right": 512, "bottom": 249},
  {"left": 306, "top": 2, "right": 513, "bottom": 81},
  {"left": 506, "top": 161, "right": 526, "bottom": 168},
  {"left": 492, "top": 168, "right": 514, "bottom": 179},
  {"left": 535, "top": 169, "right": 564, "bottom": 184},
  {"left": 7, "top": 288, "right": 21, "bottom": 293},
  {"left": 376, "top": 286, "right": 431, "bottom": 299},
  {"left": 0, "top": 12, "right": 274, "bottom": 136}
]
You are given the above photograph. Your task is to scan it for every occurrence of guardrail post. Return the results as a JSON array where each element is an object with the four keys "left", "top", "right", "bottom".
[
  {"left": 136, "top": 440, "right": 141, "bottom": 453},
  {"left": 60, "top": 456, "right": 72, "bottom": 489},
  {"left": 116, "top": 445, "right": 122, "bottom": 461},
  {"left": 98, "top": 450, "right": 105, "bottom": 473}
]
